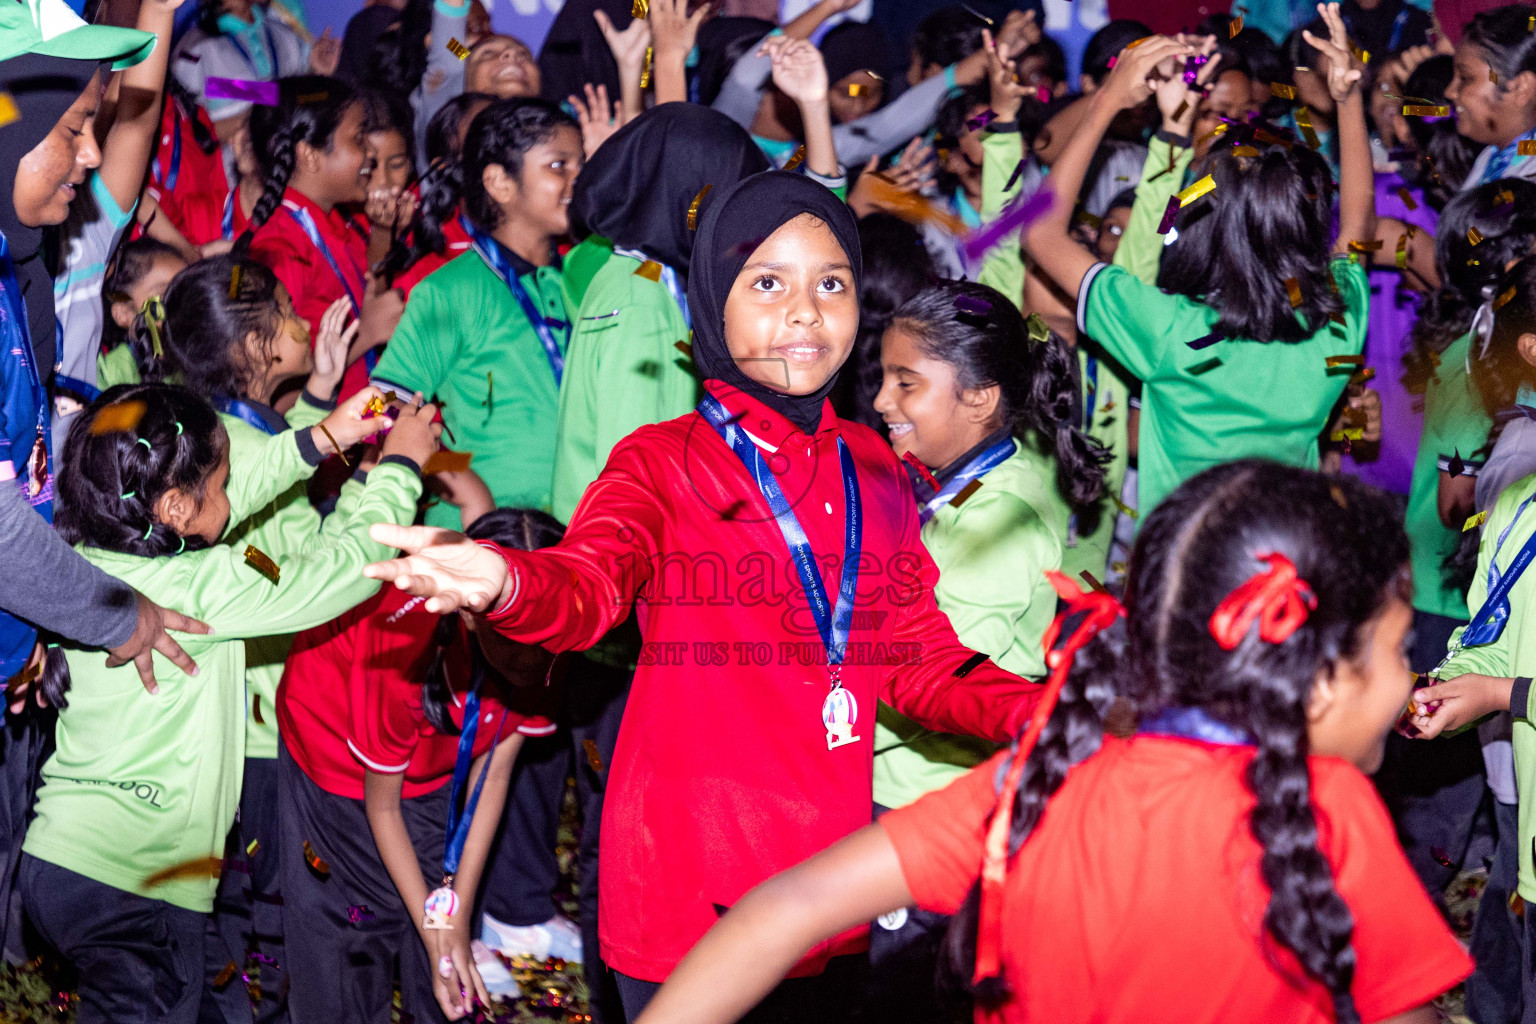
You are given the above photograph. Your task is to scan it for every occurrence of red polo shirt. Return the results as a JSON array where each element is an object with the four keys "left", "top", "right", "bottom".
[
  {"left": 145, "top": 97, "right": 228, "bottom": 245},
  {"left": 392, "top": 206, "right": 472, "bottom": 300},
  {"left": 882, "top": 737, "right": 1473, "bottom": 1024},
  {"left": 247, "top": 188, "right": 373, "bottom": 399},
  {"left": 277, "top": 587, "right": 557, "bottom": 801},
  {"left": 483, "top": 379, "right": 1042, "bottom": 981}
]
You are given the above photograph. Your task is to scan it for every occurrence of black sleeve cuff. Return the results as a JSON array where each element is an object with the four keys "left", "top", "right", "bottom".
[
  {"left": 1156, "top": 128, "right": 1192, "bottom": 148},
  {"left": 1512, "top": 677, "right": 1532, "bottom": 719},
  {"left": 378, "top": 454, "right": 422, "bottom": 477},
  {"left": 984, "top": 119, "right": 1020, "bottom": 134},
  {"left": 300, "top": 389, "right": 338, "bottom": 412},
  {"left": 295, "top": 427, "right": 324, "bottom": 467}
]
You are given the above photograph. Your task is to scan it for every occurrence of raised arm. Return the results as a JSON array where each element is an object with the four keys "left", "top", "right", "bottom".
[
  {"left": 763, "top": 36, "right": 841, "bottom": 183},
  {"left": 1304, "top": 3, "right": 1374, "bottom": 256},
  {"left": 649, "top": 0, "right": 708, "bottom": 107},
  {"left": 99, "top": 0, "right": 185, "bottom": 213},
  {"left": 593, "top": 9, "right": 651, "bottom": 125}
]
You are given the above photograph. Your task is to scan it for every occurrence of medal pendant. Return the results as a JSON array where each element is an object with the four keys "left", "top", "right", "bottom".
[
  {"left": 423, "top": 882, "right": 459, "bottom": 930},
  {"left": 822, "top": 682, "right": 860, "bottom": 751}
]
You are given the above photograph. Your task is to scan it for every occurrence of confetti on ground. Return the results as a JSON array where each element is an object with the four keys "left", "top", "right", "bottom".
[{"left": 89, "top": 400, "right": 146, "bottom": 435}]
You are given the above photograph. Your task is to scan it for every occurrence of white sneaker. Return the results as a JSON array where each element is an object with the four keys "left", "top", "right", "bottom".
[
  {"left": 471, "top": 939, "right": 521, "bottom": 1002},
  {"left": 479, "top": 912, "right": 584, "bottom": 964}
]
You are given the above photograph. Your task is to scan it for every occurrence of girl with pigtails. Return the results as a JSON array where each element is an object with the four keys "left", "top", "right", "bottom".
[{"left": 615, "top": 461, "right": 1470, "bottom": 1024}]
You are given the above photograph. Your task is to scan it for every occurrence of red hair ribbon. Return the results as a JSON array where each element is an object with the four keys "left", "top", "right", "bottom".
[
  {"left": 1207, "top": 552, "right": 1317, "bottom": 651},
  {"left": 974, "top": 571, "right": 1125, "bottom": 985}
]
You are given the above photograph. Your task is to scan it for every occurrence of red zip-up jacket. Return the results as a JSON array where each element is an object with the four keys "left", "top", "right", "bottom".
[{"left": 485, "top": 379, "right": 1042, "bottom": 981}]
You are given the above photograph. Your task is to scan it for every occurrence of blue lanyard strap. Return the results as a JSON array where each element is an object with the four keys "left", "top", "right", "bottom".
[
  {"left": 918, "top": 436, "right": 1014, "bottom": 525},
  {"left": 444, "top": 659, "right": 506, "bottom": 876},
  {"left": 1139, "top": 706, "right": 1254, "bottom": 746},
  {"left": 614, "top": 247, "right": 691, "bottom": 331},
  {"left": 466, "top": 222, "right": 566, "bottom": 386},
  {"left": 1083, "top": 354, "right": 1099, "bottom": 428},
  {"left": 697, "top": 392, "right": 861, "bottom": 669},
  {"left": 282, "top": 203, "right": 362, "bottom": 313},
  {"left": 221, "top": 191, "right": 236, "bottom": 241},
  {"left": 211, "top": 394, "right": 279, "bottom": 435},
  {"left": 154, "top": 104, "right": 183, "bottom": 192},
  {"left": 1457, "top": 492, "right": 1536, "bottom": 649},
  {"left": 1483, "top": 128, "right": 1536, "bottom": 185}
]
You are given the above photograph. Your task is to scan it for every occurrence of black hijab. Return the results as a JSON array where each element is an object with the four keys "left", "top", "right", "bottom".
[
  {"left": 688, "top": 171, "right": 862, "bottom": 435},
  {"left": 0, "top": 52, "right": 101, "bottom": 371},
  {"left": 569, "top": 102, "right": 768, "bottom": 279}
]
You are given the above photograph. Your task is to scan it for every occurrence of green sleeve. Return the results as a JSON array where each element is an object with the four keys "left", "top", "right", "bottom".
[
  {"left": 221, "top": 425, "right": 319, "bottom": 534},
  {"left": 591, "top": 291, "right": 697, "bottom": 471},
  {"left": 174, "top": 461, "right": 423, "bottom": 639},
  {"left": 371, "top": 280, "right": 453, "bottom": 399},
  {"left": 1079, "top": 263, "right": 1188, "bottom": 381},
  {"left": 97, "top": 345, "right": 141, "bottom": 391},
  {"left": 1440, "top": 485, "right": 1531, "bottom": 681},
  {"left": 284, "top": 392, "right": 330, "bottom": 431},
  {"left": 977, "top": 131, "right": 1026, "bottom": 305},
  {"left": 1114, "top": 137, "right": 1192, "bottom": 285}
]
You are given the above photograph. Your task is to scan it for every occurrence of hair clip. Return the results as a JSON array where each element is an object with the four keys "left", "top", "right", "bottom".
[
  {"left": 121, "top": 491, "right": 135, "bottom": 500},
  {"left": 136, "top": 438, "right": 152, "bottom": 451},
  {"left": 143, "top": 523, "right": 154, "bottom": 540},
  {"left": 1026, "top": 313, "right": 1050, "bottom": 345},
  {"left": 1208, "top": 551, "right": 1316, "bottom": 650},
  {"left": 174, "top": 421, "right": 184, "bottom": 436},
  {"left": 140, "top": 296, "right": 167, "bottom": 358}
]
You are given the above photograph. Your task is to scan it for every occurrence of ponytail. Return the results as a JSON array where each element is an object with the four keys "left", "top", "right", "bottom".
[
  {"left": 236, "top": 76, "right": 357, "bottom": 253},
  {"left": 891, "top": 281, "right": 1109, "bottom": 513}
]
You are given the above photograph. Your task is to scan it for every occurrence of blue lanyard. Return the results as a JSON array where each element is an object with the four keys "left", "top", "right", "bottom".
[
  {"left": 614, "top": 247, "right": 690, "bottom": 331},
  {"left": 697, "top": 392, "right": 861, "bottom": 671},
  {"left": 1455, "top": 491, "right": 1536, "bottom": 649},
  {"left": 154, "top": 103, "right": 183, "bottom": 192},
  {"left": 0, "top": 232, "right": 50, "bottom": 518},
  {"left": 211, "top": 394, "right": 279, "bottom": 435},
  {"left": 1083, "top": 354, "right": 1099, "bottom": 428},
  {"left": 918, "top": 436, "right": 1014, "bottom": 525},
  {"left": 1140, "top": 706, "right": 1254, "bottom": 746},
  {"left": 283, "top": 203, "right": 363, "bottom": 314},
  {"left": 444, "top": 659, "right": 506, "bottom": 876},
  {"left": 1482, "top": 127, "right": 1536, "bottom": 185},
  {"left": 466, "top": 222, "right": 567, "bottom": 386},
  {"left": 221, "top": 191, "right": 236, "bottom": 241}
]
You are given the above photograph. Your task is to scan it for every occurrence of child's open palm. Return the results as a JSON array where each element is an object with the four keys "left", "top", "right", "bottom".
[
  {"left": 364, "top": 525, "right": 512, "bottom": 614},
  {"left": 1302, "top": 3, "right": 1363, "bottom": 104},
  {"left": 983, "top": 28, "right": 1030, "bottom": 122},
  {"left": 649, "top": 0, "right": 709, "bottom": 59},
  {"left": 311, "top": 297, "right": 359, "bottom": 395},
  {"left": 593, "top": 9, "right": 651, "bottom": 72},
  {"left": 764, "top": 36, "right": 829, "bottom": 105}
]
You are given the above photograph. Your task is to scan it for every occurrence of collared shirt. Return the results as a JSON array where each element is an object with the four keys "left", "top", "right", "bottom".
[
  {"left": 484, "top": 379, "right": 1041, "bottom": 980},
  {"left": 145, "top": 96, "right": 230, "bottom": 247},
  {"left": 392, "top": 208, "right": 472, "bottom": 300}
]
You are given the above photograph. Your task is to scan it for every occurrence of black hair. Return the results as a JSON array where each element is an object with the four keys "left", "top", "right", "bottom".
[
  {"left": 1471, "top": 254, "right": 1536, "bottom": 425},
  {"left": 1463, "top": 5, "right": 1536, "bottom": 87},
  {"left": 355, "top": 86, "right": 415, "bottom": 148},
  {"left": 419, "top": 508, "right": 565, "bottom": 734},
  {"left": 1400, "top": 56, "right": 1479, "bottom": 212},
  {"left": 1157, "top": 140, "right": 1342, "bottom": 342},
  {"left": 462, "top": 97, "right": 577, "bottom": 233},
  {"left": 935, "top": 82, "right": 990, "bottom": 145},
  {"left": 378, "top": 92, "right": 496, "bottom": 284},
  {"left": 237, "top": 76, "right": 360, "bottom": 251},
  {"left": 695, "top": 18, "right": 777, "bottom": 107},
  {"left": 366, "top": 0, "right": 432, "bottom": 98},
  {"left": 1103, "top": 186, "right": 1137, "bottom": 217},
  {"left": 57, "top": 383, "right": 230, "bottom": 558},
  {"left": 140, "top": 255, "right": 288, "bottom": 401},
  {"left": 1404, "top": 179, "right": 1536, "bottom": 393},
  {"left": 1082, "top": 20, "right": 1153, "bottom": 85},
  {"left": 911, "top": 6, "right": 988, "bottom": 72},
  {"left": 195, "top": 0, "right": 228, "bottom": 37},
  {"left": 832, "top": 213, "right": 936, "bottom": 430},
  {"left": 37, "top": 644, "right": 72, "bottom": 711},
  {"left": 101, "top": 237, "right": 185, "bottom": 361},
  {"left": 1287, "top": 22, "right": 1325, "bottom": 75},
  {"left": 1019, "top": 36, "right": 1067, "bottom": 88},
  {"left": 942, "top": 461, "right": 1410, "bottom": 1024},
  {"left": 893, "top": 281, "right": 1110, "bottom": 510}
]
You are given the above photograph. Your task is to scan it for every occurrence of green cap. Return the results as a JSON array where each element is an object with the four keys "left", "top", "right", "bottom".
[{"left": 0, "top": 0, "right": 156, "bottom": 71}]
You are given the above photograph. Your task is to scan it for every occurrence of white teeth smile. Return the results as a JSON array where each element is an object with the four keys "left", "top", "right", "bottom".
[{"left": 887, "top": 422, "right": 913, "bottom": 438}]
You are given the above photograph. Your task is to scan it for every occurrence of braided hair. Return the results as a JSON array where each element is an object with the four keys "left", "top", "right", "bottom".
[
  {"left": 56, "top": 384, "right": 230, "bottom": 559},
  {"left": 236, "top": 76, "right": 359, "bottom": 253},
  {"left": 943, "top": 461, "right": 1410, "bottom": 1024},
  {"left": 891, "top": 280, "right": 1110, "bottom": 512}
]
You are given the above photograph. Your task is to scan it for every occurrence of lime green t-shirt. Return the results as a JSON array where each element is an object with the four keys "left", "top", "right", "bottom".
[
  {"left": 562, "top": 234, "right": 615, "bottom": 310},
  {"left": 97, "top": 343, "right": 141, "bottom": 392},
  {"left": 1407, "top": 332, "right": 1491, "bottom": 620},
  {"left": 373, "top": 250, "right": 569, "bottom": 527},
  {"left": 550, "top": 250, "right": 698, "bottom": 524},
  {"left": 1081, "top": 259, "right": 1369, "bottom": 520},
  {"left": 872, "top": 439, "right": 1063, "bottom": 809},
  {"left": 23, "top": 461, "right": 422, "bottom": 913}
]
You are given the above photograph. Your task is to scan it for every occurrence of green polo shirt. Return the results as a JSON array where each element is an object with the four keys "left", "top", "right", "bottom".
[
  {"left": 562, "top": 234, "right": 614, "bottom": 310},
  {"left": 1080, "top": 258, "right": 1368, "bottom": 520},
  {"left": 1438, "top": 472, "right": 1536, "bottom": 900},
  {"left": 872, "top": 439, "right": 1063, "bottom": 808},
  {"left": 1408, "top": 332, "right": 1490, "bottom": 620},
  {"left": 373, "top": 249, "right": 569, "bottom": 527},
  {"left": 23, "top": 460, "right": 422, "bottom": 913},
  {"left": 551, "top": 249, "right": 699, "bottom": 523}
]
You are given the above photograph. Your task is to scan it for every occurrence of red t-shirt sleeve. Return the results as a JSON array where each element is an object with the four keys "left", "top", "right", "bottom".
[
  {"left": 1314, "top": 760, "right": 1473, "bottom": 1020},
  {"left": 248, "top": 231, "right": 323, "bottom": 328},
  {"left": 879, "top": 751, "right": 1006, "bottom": 915},
  {"left": 345, "top": 605, "right": 432, "bottom": 775}
]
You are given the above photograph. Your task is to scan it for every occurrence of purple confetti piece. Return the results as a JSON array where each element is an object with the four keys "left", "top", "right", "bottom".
[
  {"left": 965, "top": 108, "right": 997, "bottom": 132},
  {"left": 1157, "top": 194, "right": 1181, "bottom": 234},
  {"left": 347, "top": 904, "right": 376, "bottom": 924},
  {"left": 961, "top": 187, "right": 1053, "bottom": 264},
  {"left": 205, "top": 77, "right": 280, "bottom": 107},
  {"left": 954, "top": 295, "right": 992, "bottom": 317},
  {"left": 1183, "top": 53, "right": 1209, "bottom": 86},
  {"left": 1003, "top": 159, "right": 1026, "bottom": 193},
  {"left": 1186, "top": 331, "right": 1222, "bottom": 350}
]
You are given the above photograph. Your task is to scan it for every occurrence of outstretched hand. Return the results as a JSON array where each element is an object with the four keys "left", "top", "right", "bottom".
[
  {"left": 1303, "top": 2, "right": 1364, "bottom": 104},
  {"left": 364, "top": 524, "right": 512, "bottom": 614},
  {"left": 105, "top": 591, "right": 213, "bottom": 694}
]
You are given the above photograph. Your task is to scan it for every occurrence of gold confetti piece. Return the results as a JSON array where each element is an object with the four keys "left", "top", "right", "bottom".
[
  {"left": 1285, "top": 277, "right": 1302, "bottom": 308},
  {"left": 1075, "top": 209, "right": 1103, "bottom": 229},
  {"left": 1110, "top": 561, "right": 1128, "bottom": 574},
  {"left": 1464, "top": 510, "right": 1489, "bottom": 532},
  {"left": 1232, "top": 145, "right": 1260, "bottom": 157},
  {"left": 247, "top": 839, "right": 260, "bottom": 856},
  {"left": 1124, "top": 35, "right": 1149, "bottom": 49},
  {"left": 687, "top": 183, "right": 712, "bottom": 231},
  {"left": 1079, "top": 570, "right": 1107, "bottom": 593},
  {"left": 1403, "top": 104, "right": 1450, "bottom": 116},
  {"left": 1172, "top": 99, "right": 1188, "bottom": 121},
  {"left": 674, "top": 339, "right": 693, "bottom": 358},
  {"left": 1513, "top": 892, "right": 1527, "bottom": 919},
  {"left": 422, "top": 449, "right": 473, "bottom": 475},
  {"left": 1395, "top": 231, "right": 1409, "bottom": 270},
  {"left": 1496, "top": 285, "right": 1518, "bottom": 309},
  {"left": 1269, "top": 81, "right": 1295, "bottom": 100},
  {"left": 1325, "top": 354, "right": 1365, "bottom": 367},
  {"left": 950, "top": 479, "right": 984, "bottom": 508},
  {"left": 631, "top": 0, "right": 647, "bottom": 16},
  {"left": 859, "top": 175, "right": 966, "bottom": 234},
  {"left": 143, "top": 856, "right": 224, "bottom": 888},
  {"left": 1112, "top": 494, "right": 1138, "bottom": 519},
  {"left": 0, "top": 92, "right": 19, "bottom": 129},
  {"left": 1492, "top": 70, "right": 1500, "bottom": 84},
  {"left": 1294, "top": 105, "right": 1320, "bottom": 149},
  {"left": 847, "top": 83, "right": 862, "bottom": 97},
  {"left": 1329, "top": 484, "right": 1348, "bottom": 510},
  {"left": 1329, "top": 427, "right": 1365, "bottom": 442},
  {"left": 252, "top": 694, "right": 264, "bottom": 725},
  {"left": 90, "top": 400, "right": 147, "bottom": 435},
  {"left": 1348, "top": 238, "right": 1383, "bottom": 252},
  {"left": 1469, "top": 226, "right": 1485, "bottom": 245},
  {"left": 783, "top": 144, "right": 806, "bottom": 171},
  {"left": 446, "top": 37, "right": 469, "bottom": 60},
  {"left": 639, "top": 46, "right": 652, "bottom": 88},
  {"left": 1497, "top": 188, "right": 1515, "bottom": 207},
  {"left": 213, "top": 961, "right": 239, "bottom": 989},
  {"left": 296, "top": 91, "right": 329, "bottom": 104},
  {"left": 1350, "top": 44, "right": 1369, "bottom": 64},
  {"left": 317, "top": 422, "right": 350, "bottom": 468},
  {"left": 583, "top": 739, "right": 604, "bottom": 772},
  {"left": 634, "top": 260, "right": 663, "bottom": 282},
  {"left": 1176, "top": 174, "right": 1216, "bottom": 207},
  {"left": 1229, "top": 15, "right": 1242, "bottom": 37},
  {"left": 1522, "top": 140, "right": 1536, "bottom": 156},
  {"left": 303, "top": 840, "right": 330, "bottom": 876},
  {"left": 229, "top": 265, "right": 241, "bottom": 299},
  {"left": 244, "top": 545, "right": 280, "bottom": 585},
  {"left": 1348, "top": 366, "right": 1376, "bottom": 386}
]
